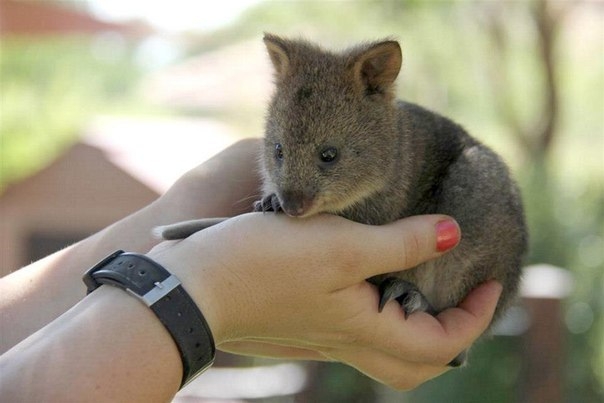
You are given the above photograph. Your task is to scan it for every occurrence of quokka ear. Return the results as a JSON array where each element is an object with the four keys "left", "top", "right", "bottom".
[
  {"left": 264, "top": 33, "right": 290, "bottom": 80},
  {"left": 350, "top": 40, "right": 402, "bottom": 98}
]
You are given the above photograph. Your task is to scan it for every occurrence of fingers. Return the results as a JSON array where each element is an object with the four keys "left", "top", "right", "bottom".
[
  {"left": 367, "top": 280, "right": 502, "bottom": 363},
  {"left": 436, "top": 280, "right": 503, "bottom": 345},
  {"left": 221, "top": 339, "right": 448, "bottom": 391},
  {"left": 332, "top": 348, "right": 448, "bottom": 391}
]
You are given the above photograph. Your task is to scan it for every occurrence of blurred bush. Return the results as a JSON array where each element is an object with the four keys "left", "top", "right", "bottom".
[{"left": 0, "top": 36, "right": 144, "bottom": 189}]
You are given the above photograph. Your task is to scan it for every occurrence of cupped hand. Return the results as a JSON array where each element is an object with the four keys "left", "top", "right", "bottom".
[
  {"left": 155, "top": 138, "right": 263, "bottom": 222},
  {"left": 148, "top": 213, "right": 501, "bottom": 391}
]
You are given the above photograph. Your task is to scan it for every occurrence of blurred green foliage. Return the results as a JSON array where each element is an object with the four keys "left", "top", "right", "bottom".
[
  {"left": 1, "top": 0, "right": 602, "bottom": 401},
  {"left": 0, "top": 36, "right": 144, "bottom": 189}
]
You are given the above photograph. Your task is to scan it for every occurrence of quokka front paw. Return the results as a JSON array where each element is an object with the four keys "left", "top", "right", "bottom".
[
  {"left": 253, "top": 193, "right": 282, "bottom": 213},
  {"left": 377, "top": 277, "right": 435, "bottom": 318}
]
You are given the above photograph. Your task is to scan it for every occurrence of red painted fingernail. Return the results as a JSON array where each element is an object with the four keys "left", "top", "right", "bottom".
[{"left": 436, "top": 219, "right": 460, "bottom": 252}]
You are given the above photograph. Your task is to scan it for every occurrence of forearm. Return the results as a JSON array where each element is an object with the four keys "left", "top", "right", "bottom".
[
  {"left": 0, "top": 201, "right": 165, "bottom": 354},
  {"left": 0, "top": 285, "right": 183, "bottom": 402}
]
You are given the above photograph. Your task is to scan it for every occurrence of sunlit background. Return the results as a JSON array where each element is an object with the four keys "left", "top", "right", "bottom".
[{"left": 0, "top": 0, "right": 602, "bottom": 402}]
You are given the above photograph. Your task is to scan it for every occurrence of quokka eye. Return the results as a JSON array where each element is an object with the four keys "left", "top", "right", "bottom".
[
  {"left": 319, "top": 147, "right": 338, "bottom": 163},
  {"left": 274, "top": 143, "right": 284, "bottom": 161}
]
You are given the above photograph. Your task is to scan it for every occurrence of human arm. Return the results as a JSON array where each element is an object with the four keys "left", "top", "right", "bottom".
[
  {"left": 0, "top": 138, "right": 262, "bottom": 354},
  {"left": 0, "top": 213, "right": 502, "bottom": 401}
]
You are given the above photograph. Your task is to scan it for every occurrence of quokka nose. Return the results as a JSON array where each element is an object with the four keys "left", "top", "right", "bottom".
[{"left": 280, "top": 189, "right": 315, "bottom": 217}]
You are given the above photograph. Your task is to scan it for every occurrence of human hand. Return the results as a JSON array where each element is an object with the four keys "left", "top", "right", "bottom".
[
  {"left": 155, "top": 138, "right": 262, "bottom": 223},
  {"left": 148, "top": 213, "right": 501, "bottom": 391}
]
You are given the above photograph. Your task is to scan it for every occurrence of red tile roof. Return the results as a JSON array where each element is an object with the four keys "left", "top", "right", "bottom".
[{"left": 0, "top": 0, "right": 151, "bottom": 37}]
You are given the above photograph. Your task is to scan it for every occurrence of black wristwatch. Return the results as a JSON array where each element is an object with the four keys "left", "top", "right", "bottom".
[{"left": 83, "top": 250, "right": 215, "bottom": 387}]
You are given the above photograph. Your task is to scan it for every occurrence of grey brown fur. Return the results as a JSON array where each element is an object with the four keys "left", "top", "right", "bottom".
[{"left": 158, "top": 34, "right": 528, "bottom": 365}]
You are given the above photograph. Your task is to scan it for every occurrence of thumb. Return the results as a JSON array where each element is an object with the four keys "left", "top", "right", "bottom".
[{"left": 344, "top": 215, "right": 461, "bottom": 283}]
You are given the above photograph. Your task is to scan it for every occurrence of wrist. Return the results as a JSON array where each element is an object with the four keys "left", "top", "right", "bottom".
[
  {"left": 145, "top": 243, "right": 231, "bottom": 346},
  {"left": 84, "top": 250, "right": 216, "bottom": 387}
]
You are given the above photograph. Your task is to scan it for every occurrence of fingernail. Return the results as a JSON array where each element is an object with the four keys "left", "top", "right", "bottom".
[{"left": 436, "top": 219, "right": 460, "bottom": 252}]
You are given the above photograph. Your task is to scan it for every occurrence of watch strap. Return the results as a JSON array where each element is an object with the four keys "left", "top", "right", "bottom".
[{"left": 83, "top": 250, "right": 215, "bottom": 387}]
